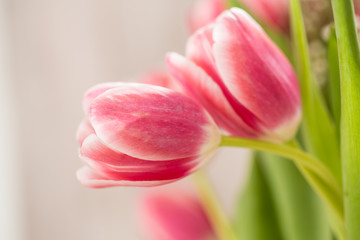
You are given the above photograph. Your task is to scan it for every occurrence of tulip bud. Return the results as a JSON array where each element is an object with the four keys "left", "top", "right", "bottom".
[
  {"left": 138, "top": 189, "right": 216, "bottom": 240},
  {"left": 167, "top": 8, "right": 301, "bottom": 143},
  {"left": 76, "top": 83, "right": 221, "bottom": 188},
  {"left": 140, "top": 69, "right": 182, "bottom": 91},
  {"left": 188, "top": 0, "right": 225, "bottom": 33},
  {"left": 240, "top": 0, "right": 289, "bottom": 32},
  {"left": 355, "top": 2, "right": 360, "bottom": 37},
  {"left": 354, "top": 0, "right": 360, "bottom": 16}
]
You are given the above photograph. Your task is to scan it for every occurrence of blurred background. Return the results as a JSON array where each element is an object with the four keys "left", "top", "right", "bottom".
[{"left": 0, "top": 0, "right": 250, "bottom": 239}]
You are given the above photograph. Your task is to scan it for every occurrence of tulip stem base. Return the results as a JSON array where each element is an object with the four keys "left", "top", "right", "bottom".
[
  {"left": 192, "top": 170, "right": 239, "bottom": 240},
  {"left": 220, "top": 135, "right": 345, "bottom": 239}
]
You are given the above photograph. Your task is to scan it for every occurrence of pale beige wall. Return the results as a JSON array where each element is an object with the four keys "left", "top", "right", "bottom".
[
  {"left": 5, "top": 1, "right": 250, "bottom": 239},
  {"left": 0, "top": 0, "right": 25, "bottom": 239}
]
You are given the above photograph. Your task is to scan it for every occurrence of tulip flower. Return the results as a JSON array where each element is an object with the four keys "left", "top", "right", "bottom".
[
  {"left": 188, "top": 0, "right": 225, "bottom": 33},
  {"left": 167, "top": 8, "right": 301, "bottom": 143},
  {"left": 76, "top": 82, "right": 221, "bottom": 188},
  {"left": 240, "top": 0, "right": 289, "bottom": 32},
  {"left": 138, "top": 189, "right": 216, "bottom": 240},
  {"left": 355, "top": 0, "right": 360, "bottom": 15},
  {"left": 140, "top": 69, "right": 182, "bottom": 91}
]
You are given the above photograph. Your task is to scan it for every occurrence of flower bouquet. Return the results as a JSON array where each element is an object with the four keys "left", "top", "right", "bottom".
[{"left": 75, "top": 0, "right": 360, "bottom": 239}]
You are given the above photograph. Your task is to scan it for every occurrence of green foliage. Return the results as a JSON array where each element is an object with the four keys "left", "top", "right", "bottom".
[
  {"left": 234, "top": 153, "right": 283, "bottom": 240},
  {"left": 234, "top": 152, "right": 330, "bottom": 240},
  {"left": 327, "top": 28, "right": 341, "bottom": 139},
  {"left": 260, "top": 152, "right": 330, "bottom": 240},
  {"left": 226, "top": 0, "right": 244, "bottom": 9},
  {"left": 331, "top": 0, "right": 360, "bottom": 238},
  {"left": 290, "top": 0, "right": 342, "bottom": 186}
]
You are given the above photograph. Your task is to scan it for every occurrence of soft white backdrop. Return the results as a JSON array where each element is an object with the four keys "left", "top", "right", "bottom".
[{"left": 1, "top": 1, "right": 250, "bottom": 239}]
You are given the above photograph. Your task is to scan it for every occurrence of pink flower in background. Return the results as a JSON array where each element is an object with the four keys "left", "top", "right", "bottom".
[
  {"left": 140, "top": 69, "right": 182, "bottom": 91},
  {"left": 188, "top": 0, "right": 225, "bottom": 33},
  {"left": 138, "top": 189, "right": 216, "bottom": 240},
  {"left": 167, "top": 8, "right": 301, "bottom": 143},
  {"left": 355, "top": 0, "right": 360, "bottom": 14},
  {"left": 240, "top": 0, "right": 289, "bottom": 32},
  {"left": 76, "top": 82, "right": 221, "bottom": 188},
  {"left": 188, "top": 0, "right": 289, "bottom": 33}
]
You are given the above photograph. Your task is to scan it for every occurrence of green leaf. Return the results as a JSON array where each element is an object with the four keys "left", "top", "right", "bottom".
[
  {"left": 260, "top": 152, "right": 330, "bottom": 240},
  {"left": 234, "top": 153, "right": 283, "bottom": 240},
  {"left": 222, "top": 135, "right": 344, "bottom": 238},
  {"left": 327, "top": 28, "right": 341, "bottom": 139},
  {"left": 290, "top": 0, "right": 342, "bottom": 189},
  {"left": 265, "top": 26, "right": 291, "bottom": 59},
  {"left": 330, "top": 0, "right": 360, "bottom": 239}
]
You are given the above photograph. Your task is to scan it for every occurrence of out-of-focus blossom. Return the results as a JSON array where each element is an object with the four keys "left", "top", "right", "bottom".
[
  {"left": 167, "top": 8, "right": 301, "bottom": 143},
  {"left": 355, "top": 0, "right": 360, "bottom": 15},
  {"left": 138, "top": 189, "right": 216, "bottom": 240},
  {"left": 140, "top": 69, "right": 182, "bottom": 91},
  {"left": 188, "top": 0, "right": 289, "bottom": 34},
  {"left": 188, "top": 0, "right": 225, "bottom": 33},
  {"left": 240, "top": 0, "right": 289, "bottom": 32},
  {"left": 301, "top": 0, "right": 333, "bottom": 40},
  {"left": 355, "top": 1, "right": 360, "bottom": 37},
  {"left": 76, "top": 83, "right": 221, "bottom": 188}
]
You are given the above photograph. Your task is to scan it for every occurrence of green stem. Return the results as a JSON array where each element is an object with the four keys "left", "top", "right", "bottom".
[
  {"left": 290, "top": 0, "right": 342, "bottom": 185},
  {"left": 331, "top": 0, "right": 360, "bottom": 239},
  {"left": 221, "top": 135, "right": 345, "bottom": 239},
  {"left": 192, "top": 170, "right": 238, "bottom": 240}
]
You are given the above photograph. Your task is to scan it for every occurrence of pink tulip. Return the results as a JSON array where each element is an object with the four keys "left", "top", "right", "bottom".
[
  {"left": 167, "top": 8, "right": 301, "bottom": 143},
  {"left": 354, "top": 1, "right": 360, "bottom": 38},
  {"left": 240, "top": 0, "right": 289, "bottom": 32},
  {"left": 188, "top": 0, "right": 225, "bottom": 33},
  {"left": 355, "top": 0, "right": 360, "bottom": 15},
  {"left": 76, "top": 82, "right": 221, "bottom": 188},
  {"left": 138, "top": 189, "right": 216, "bottom": 240},
  {"left": 140, "top": 69, "right": 182, "bottom": 91}
]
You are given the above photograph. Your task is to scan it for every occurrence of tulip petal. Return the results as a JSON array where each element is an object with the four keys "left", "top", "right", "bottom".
[
  {"left": 89, "top": 83, "right": 220, "bottom": 160},
  {"left": 76, "top": 166, "right": 174, "bottom": 188},
  {"left": 138, "top": 189, "right": 215, "bottom": 240},
  {"left": 79, "top": 134, "right": 205, "bottom": 183},
  {"left": 212, "top": 9, "right": 301, "bottom": 134},
  {"left": 83, "top": 82, "right": 125, "bottom": 114},
  {"left": 76, "top": 119, "right": 95, "bottom": 146},
  {"left": 188, "top": 0, "right": 224, "bottom": 33},
  {"left": 186, "top": 24, "right": 219, "bottom": 83},
  {"left": 241, "top": 0, "right": 289, "bottom": 31},
  {"left": 166, "top": 52, "right": 259, "bottom": 138},
  {"left": 186, "top": 24, "right": 264, "bottom": 133},
  {"left": 140, "top": 69, "right": 182, "bottom": 92}
]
